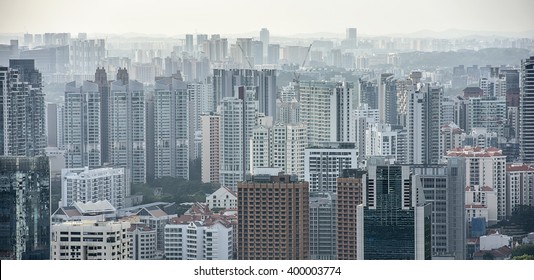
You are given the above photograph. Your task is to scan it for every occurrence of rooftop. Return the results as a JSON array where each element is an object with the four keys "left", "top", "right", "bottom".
[
  {"left": 446, "top": 146, "right": 503, "bottom": 157},
  {"left": 507, "top": 164, "right": 534, "bottom": 172}
]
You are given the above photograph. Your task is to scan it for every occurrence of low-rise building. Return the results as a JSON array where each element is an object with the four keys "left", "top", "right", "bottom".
[
  {"left": 473, "top": 246, "right": 512, "bottom": 260},
  {"left": 60, "top": 166, "right": 128, "bottom": 209},
  {"left": 51, "top": 200, "right": 117, "bottom": 223},
  {"left": 206, "top": 187, "right": 237, "bottom": 210},
  {"left": 480, "top": 232, "right": 512, "bottom": 250}
]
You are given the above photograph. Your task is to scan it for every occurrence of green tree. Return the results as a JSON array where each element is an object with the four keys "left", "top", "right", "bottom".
[
  {"left": 131, "top": 176, "right": 218, "bottom": 209},
  {"left": 512, "top": 254, "right": 534, "bottom": 260},
  {"left": 510, "top": 205, "right": 534, "bottom": 232},
  {"left": 511, "top": 244, "right": 534, "bottom": 258}
]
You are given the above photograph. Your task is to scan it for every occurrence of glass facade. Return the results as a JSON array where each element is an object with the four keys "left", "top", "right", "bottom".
[
  {"left": 0, "top": 156, "right": 50, "bottom": 260},
  {"left": 361, "top": 165, "right": 431, "bottom": 260}
]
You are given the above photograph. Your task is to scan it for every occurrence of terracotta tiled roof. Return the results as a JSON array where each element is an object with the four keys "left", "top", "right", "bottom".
[
  {"left": 507, "top": 164, "right": 534, "bottom": 172},
  {"left": 473, "top": 246, "right": 512, "bottom": 258}
]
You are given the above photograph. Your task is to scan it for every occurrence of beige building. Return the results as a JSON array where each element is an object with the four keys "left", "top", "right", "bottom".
[{"left": 200, "top": 113, "right": 220, "bottom": 183}]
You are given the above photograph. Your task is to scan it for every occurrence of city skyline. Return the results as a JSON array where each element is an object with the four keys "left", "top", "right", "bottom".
[
  {"left": 1, "top": 0, "right": 534, "bottom": 263},
  {"left": 1, "top": 0, "right": 533, "bottom": 38}
]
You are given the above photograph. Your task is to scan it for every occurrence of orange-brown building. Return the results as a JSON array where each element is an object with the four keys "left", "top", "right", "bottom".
[
  {"left": 238, "top": 173, "right": 309, "bottom": 260},
  {"left": 336, "top": 169, "right": 365, "bottom": 260}
]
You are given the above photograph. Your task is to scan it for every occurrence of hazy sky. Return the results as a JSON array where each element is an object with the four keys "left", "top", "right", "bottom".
[{"left": 1, "top": 0, "right": 533, "bottom": 37}]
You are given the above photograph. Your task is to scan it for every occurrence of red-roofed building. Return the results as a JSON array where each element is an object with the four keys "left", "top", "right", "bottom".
[
  {"left": 473, "top": 246, "right": 512, "bottom": 260},
  {"left": 164, "top": 211, "right": 233, "bottom": 260},
  {"left": 446, "top": 147, "right": 506, "bottom": 221}
]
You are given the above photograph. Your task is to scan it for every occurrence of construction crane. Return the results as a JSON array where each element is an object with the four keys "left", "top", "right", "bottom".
[
  {"left": 236, "top": 42, "right": 254, "bottom": 70},
  {"left": 293, "top": 43, "right": 313, "bottom": 83},
  {"left": 292, "top": 43, "right": 312, "bottom": 101}
]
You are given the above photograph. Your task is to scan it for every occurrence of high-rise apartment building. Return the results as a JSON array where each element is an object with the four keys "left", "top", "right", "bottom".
[
  {"left": 260, "top": 28, "right": 269, "bottom": 61},
  {"left": 309, "top": 192, "right": 337, "bottom": 260},
  {"left": 267, "top": 44, "right": 280, "bottom": 65},
  {"left": 304, "top": 142, "right": 359, "bottom": 193},
  {"left": 201, "top": 113, "right": 220, "bottom": 183},
  {"left": 204, "top": 36, "right": 228, "bottom": 62},
  {"left": 520, "top": 56, "right": 534, "bottom": 162},
  {"left": 251, "top": 40, "right": 263, "bottom": 65},
  {"left": 300, "top": 81, "right": 356, "bottom": 145},
  {"left": 250, "top": 122, "right": 307, "bottom": 180},
  {"left": 445, "top": 147, "right": 506, "bottom": 221},
  {"left": 213, "top": 69, "right": 276, "bottom": 120},
  {"left": 188, "top": 81, "right": 214, "bottom": 157},
  {"left": 238, "top": 173, "right": 309, "bottom": 260},
  {"left": 0, "top": 156, "right": 50, "bottom": 260},
  {"left": 235, "top": 38, "right": 252, "bottom": 68},
  {"left": 378, "top": 73, "right": 397, "bottom": 125},
  {"left": 342, "top": 28, "right": 357, "bottom": 49},
  {"left": 359, "top": 79, "right": 378, "bottom": 110},
  {"left": 412, "top": 158, "right": 467, "bottom": 260},
  {"left": 196, "top": 34, "right": 208, "bottom": 52},
  {"left": 95, "top": 67, "right": 109, "bottom": 163},
  {"left": 109, "top": 79, "right": 146, "bottom": 183},
  {"left": 69, "top": 39, "right": 105, "bottom": 75},
  {"left": 406, "top": 83, "right": 443, "bottom": 164},
  {"left": 276, "top": 97, "right": 300, "bottom": 124},
  {"left": 153, "top": 77, "right": 189, "bottom": 179},
  {"left": 188, "top": 81, "right": 215, "bottom": 157},
  {"left": 258, "top": 69, "right": 277, "bottom": 119},
  {"left": 64, "top": 81, "right": 101, "bottom": 168},
  {"left": 506, "top": 164, "right": 534, "bottom": 214},
  {"left": 61, "top": 166, "right": 128, "bottom": 209},
  {"left": 356, "top": 161, "right": 432, "bottom": 260},
  {"left": 365, "top": 122, "right": 398, "bottom": 160},
  {"left": 465, "top": 96, "right": 507, "bottom": 138},
  {"left": 185, "top": 34, "right": 194, "bottom": 53},
  {"left": 336, "top": 169, "right": 365, "bottom": 260},
  {"left": 355, "top": 103, "right": 379, "bottom": 165},
  {"left": 47, "top": 103, "right": 60, "bottom": 148},
  {"left": 219, "top": 86, "right": 257, "bottom": 190},
  {"left": 275, "top": 123, "right": 307, "bottom": 179},
  {"left": 50, "top": 220, "right": 130, "bottom": 260},
  {"left": 0, "top": 60, "right": 46, "bottom": 157},
  {"left": 440, "top": 122, "right": 464, "bottom": 161}
]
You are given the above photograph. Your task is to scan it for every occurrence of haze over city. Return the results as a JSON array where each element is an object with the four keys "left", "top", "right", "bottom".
[
  {"left": 1, "top": 0, "right": 534, "bottom": 270},
  {"left": 1, "top": 0, "right": 533, "bottom": 37}
]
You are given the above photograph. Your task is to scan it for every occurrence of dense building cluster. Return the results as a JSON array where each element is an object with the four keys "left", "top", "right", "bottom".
[{"left": 1, "top": 28, "right": 534, "bottom": 260}]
